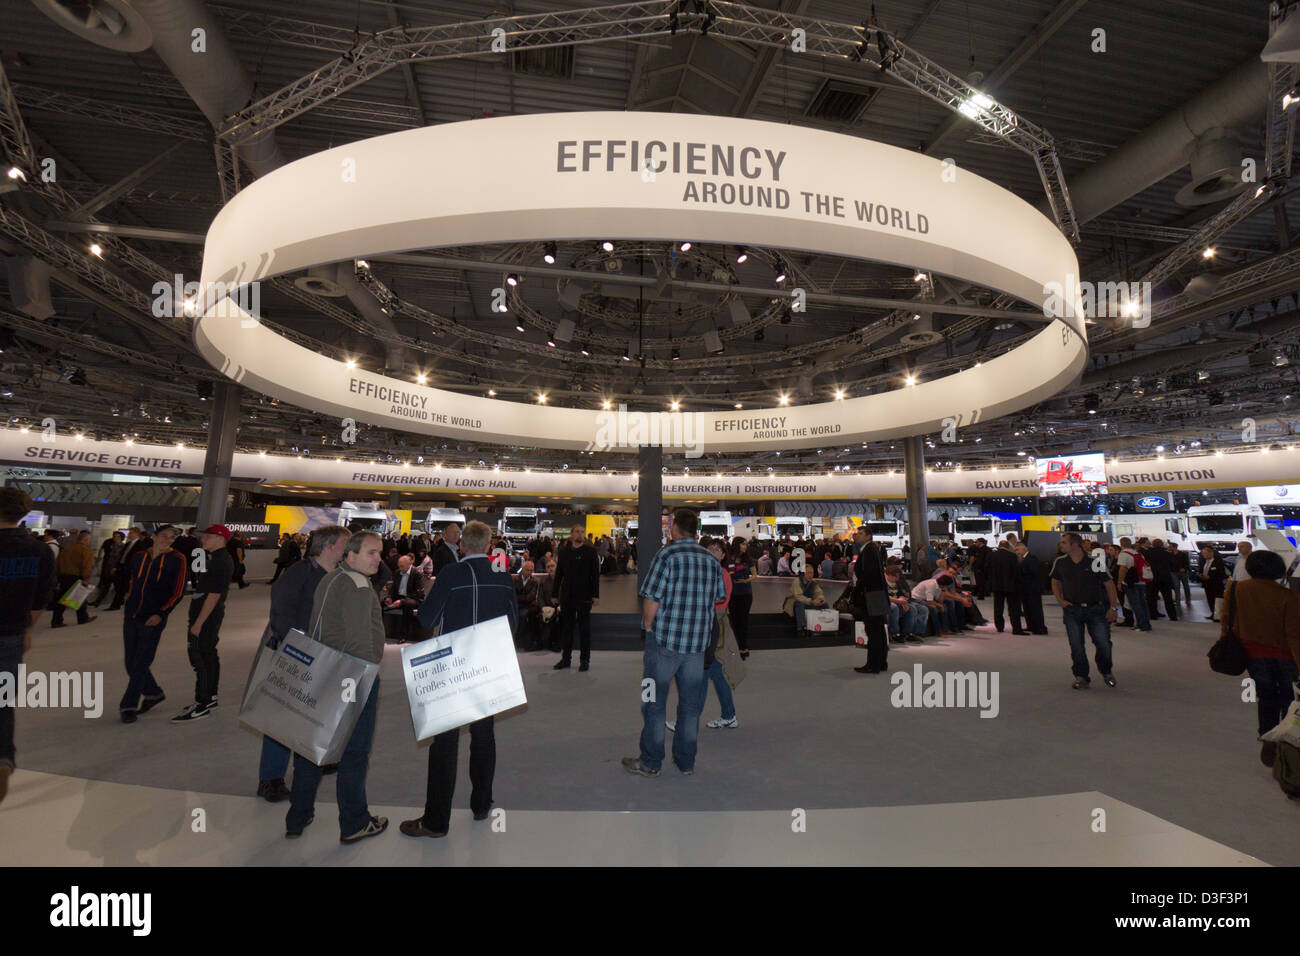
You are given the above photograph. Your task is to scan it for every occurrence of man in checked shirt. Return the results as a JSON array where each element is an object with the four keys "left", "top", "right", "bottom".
[{"left": 623, "top": 509, "right": 726, "bottom": 778}]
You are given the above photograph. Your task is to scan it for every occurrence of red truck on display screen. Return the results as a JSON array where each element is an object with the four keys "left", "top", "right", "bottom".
[{"left": 1043, "top": 460, "right": 1085, "bottom": 485}]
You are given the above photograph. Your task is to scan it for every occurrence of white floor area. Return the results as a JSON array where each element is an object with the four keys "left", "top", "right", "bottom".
[{"left": 0, "top": 770, "right": 1264, "bottom": 866}]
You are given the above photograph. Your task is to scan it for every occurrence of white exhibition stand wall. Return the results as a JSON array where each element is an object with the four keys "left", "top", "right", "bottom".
[{"left": 5, "top": 430, "right": 1296, "bottom": 500}]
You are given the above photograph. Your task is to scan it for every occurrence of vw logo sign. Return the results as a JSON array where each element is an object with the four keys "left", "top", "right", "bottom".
[
  {"left": 1276, "top": 487, "right": 1290, "bottom": 497},
  {"left": 1138, "top": 495, "right": 1167, "bottom": 509}
]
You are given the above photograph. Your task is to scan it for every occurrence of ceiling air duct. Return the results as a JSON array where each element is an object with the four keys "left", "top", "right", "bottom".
[{"left": 1174, "top": 128, "right": 1247, "bottom": 206}]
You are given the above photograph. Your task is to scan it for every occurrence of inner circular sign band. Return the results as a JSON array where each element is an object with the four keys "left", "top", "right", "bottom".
[{"left": 196, "top": 111, "right": 1086, "bottom": 452}]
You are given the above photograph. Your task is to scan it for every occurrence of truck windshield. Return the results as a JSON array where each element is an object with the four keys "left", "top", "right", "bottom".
[
  {"left": 348, "top": 517, "right": 385, "bottom": 531},
  {"left": 955, "top": 519, "right": 992, "bottom": 532},
  {"left": 1063, "top": 521, "right": 1103, "bottom": 533},
  {"left": 504, "top": 517, "right": 537, "bottom": 534},
  {"left": 864, "top": 522, "right": 897, "bottom": 535},
  {"left": 701, "top": 522, "right": 730, "bottom": 537},
  {"left": 1189, "top": 515, "right": 1246, "bottom": 534},
  {"left": 775, "top": 522, "right": 804, "bottom": 535}
]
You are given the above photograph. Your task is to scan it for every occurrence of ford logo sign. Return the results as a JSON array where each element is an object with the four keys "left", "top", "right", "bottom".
[{"left": 1138, "top": 495, "right": 1167, "bottom": 509}]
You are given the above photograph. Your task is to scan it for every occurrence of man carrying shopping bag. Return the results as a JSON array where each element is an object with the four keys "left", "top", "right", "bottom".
[
  {"left": 401, "top": 521, "right": 518, "bottom": 838},
  {"left": 284, "top": 531, "right": 388, "bottom": 843}
]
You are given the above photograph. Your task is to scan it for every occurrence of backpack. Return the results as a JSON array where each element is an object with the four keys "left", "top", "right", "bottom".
[
  {"left": 1124, "top": 550, "right": 1150, "bottom": 586},
  {"left": 1274, "top": 741, "right": 1300, "bottom": 799}
]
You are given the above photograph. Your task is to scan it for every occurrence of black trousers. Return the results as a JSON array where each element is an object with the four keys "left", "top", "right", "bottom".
[
  {"left": 423, "top": 716, "right": 495, "bottom": 832},
  {"left": 1019, "top": 589, "right": 1046, "bottom": 632},
  {"left": 186, "top": 600, "right": 223, "bottom": 705},
  {"left": 51, "top": 574, "right": 90, "bottom": 625},
  {"left": 515, "top": 604, "right": 541, "bottom": 647},
  {"left": 855, "top": 609, "right": 888, "bottom": 670},
  {"left": 559, "top": 601, "right": 593, "bottom": 664},
  {"left": 973, "top": 570, "right": 989, "bottom": 599},
  {"left": 1152, "top": 578, "right": 1178, "bottom": 620},
  {"left": 108, "top": 565, "right": 132, "bottom": 610},
  {"left": 992, "top": 590, "right": 1021, "bottom": 632},
  {"left": 727, "top": 593, "right": 753, "bottom": 651}
]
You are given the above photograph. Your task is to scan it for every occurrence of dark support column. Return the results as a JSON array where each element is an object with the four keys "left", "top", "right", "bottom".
[
  {"left": 636, "top": 445, "right": 663, "bottom": 591},
  {"left": 387, "top": 491, "right": 400, "bottom": 509},
  {"left": 904, "top": 435, "right": 930, "bottom": 579},
  {"left": 195, "top": 382, "right": 240, "bottom": 529}
]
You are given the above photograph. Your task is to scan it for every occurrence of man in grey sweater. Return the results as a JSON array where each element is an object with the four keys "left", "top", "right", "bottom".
[{"left": 284, "top": 530, "right": 388, "bottom": 843}]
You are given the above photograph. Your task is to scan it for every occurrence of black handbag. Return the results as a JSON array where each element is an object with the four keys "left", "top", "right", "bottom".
[{"left": 1207, "top": 582, "right": 1248, "bottom": 676}]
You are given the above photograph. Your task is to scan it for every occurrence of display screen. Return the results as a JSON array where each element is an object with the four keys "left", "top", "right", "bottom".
[{"left": 1035, "top": 453, "right": 1107, "bottom": 496}]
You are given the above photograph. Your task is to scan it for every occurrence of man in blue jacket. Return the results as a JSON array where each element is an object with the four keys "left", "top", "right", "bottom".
[
  {"left": 119, "top": 525, "right": 186, "bottom": 723},
  {"left": 254, "top": 525, "right": 351, "bottom": 801},
  {"left": 401, "top": 520, "right": 518, "bottom": 838}
]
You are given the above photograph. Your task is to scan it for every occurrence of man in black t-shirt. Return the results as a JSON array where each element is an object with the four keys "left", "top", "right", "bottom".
[
  {"left": 1050, "top": 533, "right": 1121, "bottom": 690},
  {"left": 173, "top": 524, "right": 235, "bottom": 722}
]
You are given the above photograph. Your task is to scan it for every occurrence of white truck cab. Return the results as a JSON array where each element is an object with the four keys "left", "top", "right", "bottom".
[
  {"left": 1055, "top": 516, "right": 1113, "bottom": 542},
  {"left": 1186, "top": 504, "right": 1275, "bottom": 568},
  {"left": 625, "top": 519, "right": 639, "bottom": 541},
  {"left": 860, "top": 518, "right": 908, "bottom": 558},
  {"left": 499, "top": 507, "right": 542, "bottom": 547},
  {"left": 423, "top": 507, "right": 465, "bottom": 535},
  {"left": 774, "top": 516, "right": 813, "bottom": 540},
  {"left": 338, "top": 501, "right": 399, "bottom": 535},
  {"left": 699, "top": 510, "right": 734, "bottom": 540},
  {"left": 951, "top": 515, "right": 1013, "bottom": 547}
]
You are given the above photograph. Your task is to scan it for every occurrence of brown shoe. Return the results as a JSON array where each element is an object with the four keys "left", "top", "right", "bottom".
[
  {"left": 399, "top": 817, "right": 448, "bottom": 838},
  {"left": 82, "top": 615, "right": 98, "bottom": 625}
]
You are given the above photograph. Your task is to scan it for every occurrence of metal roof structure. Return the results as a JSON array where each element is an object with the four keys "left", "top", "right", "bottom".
[{"left": 3, "top": 0, "right": 1300, "bottom": 480}]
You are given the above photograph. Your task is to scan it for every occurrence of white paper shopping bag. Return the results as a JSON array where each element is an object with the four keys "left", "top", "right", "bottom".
[
  {"left": 1261, "top": 700, "right": 1300, "bottom": 747},
  {"left": 401, "top": 614, "right": 527, "bottom": 742},
  {"left": 59, "top": 581, "right": 93, "bottom": 610},
  {"left": 805, "top": 608, "right": 840, "bottom": 633}
]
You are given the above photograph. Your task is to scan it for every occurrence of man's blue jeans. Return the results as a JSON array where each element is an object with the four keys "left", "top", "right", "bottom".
[
  {"left": 1245, "top": 657, "right": 1300, "bottom": 737},
  {"left": 1126, "top": 583, "right": 1151, "bottom": 630},
  {"left": 0, "top": 633, "right": 23, "bottom": 767},
  {"left": 886, "top": 603, "right": 913, "bottom": 638},
  {"left": 286, "top": 679, "right": 380, "bottom": 837},
  {"left": 908, "top": 603, "right": 929, "bottom": 635},
  {"left": 260, "top": 734, "right": 291, "bottom": 782},
  {"left": 941, "top": 598, "right": 963, "bottom": 631},
  {"left": 1174, "top": 571, "right": 1193, "bottom": 604},
  {"left": 640, "top": 640, "right": 705, "bottom": 772},
  {"left": 1062, "top": 603, "right": 1113, "bottom": 680},
  {"left": 700, "top": 657, "right": 736, "bottom": 721}
]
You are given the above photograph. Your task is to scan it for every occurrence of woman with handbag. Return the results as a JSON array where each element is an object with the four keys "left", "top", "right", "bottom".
[
  {"left": 1217, "top": 550, "right": 1300, "bottom": 768},
  {"left": 727, "top": 541, "right": 753, "bottom": 660},
  {"left": 851, "top": 535, "right": 890, "bottom": 674}
]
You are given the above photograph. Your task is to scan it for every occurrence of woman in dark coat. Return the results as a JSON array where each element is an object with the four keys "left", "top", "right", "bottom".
[{"left": 851, "top": 537, "right": 890, "bottom": 675}]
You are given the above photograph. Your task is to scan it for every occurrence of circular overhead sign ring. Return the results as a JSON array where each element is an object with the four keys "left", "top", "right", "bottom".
[{"left": 196, "top": 111, "right": 1086, "bottom": 453}]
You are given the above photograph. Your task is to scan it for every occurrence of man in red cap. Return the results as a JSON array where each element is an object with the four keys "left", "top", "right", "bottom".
[{"left": 172, "top": 524, "right": 235, "bottom": 723}]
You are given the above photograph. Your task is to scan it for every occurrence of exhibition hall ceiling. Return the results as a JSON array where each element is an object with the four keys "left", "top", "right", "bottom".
[{"left": 1, "top": 0, "right": 1296, "bottom": 477}]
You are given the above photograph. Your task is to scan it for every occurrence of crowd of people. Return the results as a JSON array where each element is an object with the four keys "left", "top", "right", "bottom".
[{"left": 4, "top": 488, "right": 1297, "bottom": 822}]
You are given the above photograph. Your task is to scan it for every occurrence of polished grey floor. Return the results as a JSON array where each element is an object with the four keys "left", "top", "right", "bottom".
[{"left": 3, "top": 575, "right": 1297, "bottom": 865}]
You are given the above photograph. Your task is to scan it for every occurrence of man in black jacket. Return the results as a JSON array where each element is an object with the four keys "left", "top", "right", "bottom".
[
  {"left": 269, "top": 533, "right": 301, "bottom": 584},
  {"left": 553, "top": 523, "right": 600, "bottom": 671},
  {"left": 383, "top": 553, "right": 425, "bottom": 644},
  {"left": 173, "top": 528, "right": 200, "bottom": 591},
  {"left": 107, "top": 527, "right": 150, "bottom": 611},
  {"left": 402, "top": 520, "right": 518, "bottom": 839},
  {"left": 1146, "top": 538, "right": 1179, "bottom": 621},
  {"left": 969, "top": 539, "right": 991, "bottom": 599},
  {"left": 119, "top": 526, "right": 186, "bottom": 722},
  {"left": 432, "top": 523, "right": 460, "bottom": 576},
  {"left": 256, "top": 525, "right": 351, "bottom": 801},
  {"left": 987, "top": 540, "right": 1025, "bottom": 634},
  {"left": 0, "top": 488, "right": 55, "bottom": 804},
  {"left": 1014, "top": 544, "right": 1048, "bottom": 634},
  {"left": 851, "top": 531, "right": 890, "bottom": 674}
]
